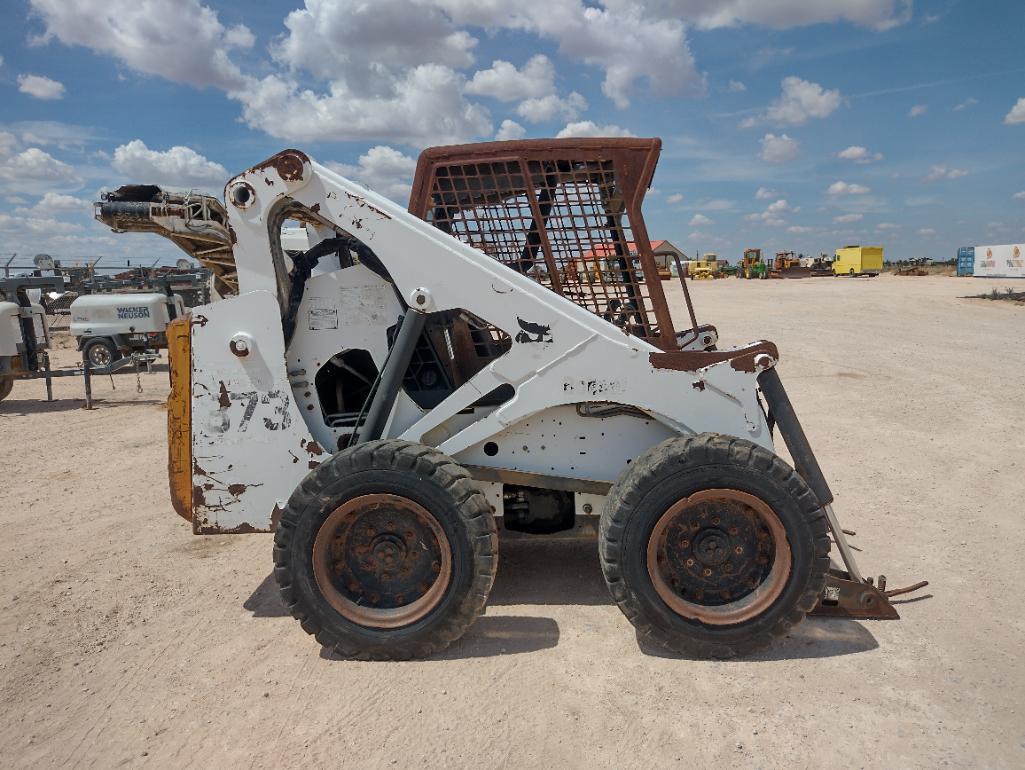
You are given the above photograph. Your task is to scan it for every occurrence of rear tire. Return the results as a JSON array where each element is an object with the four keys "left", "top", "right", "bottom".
[
  {"left": 274, "top": 439, "right": 498, "bottom": 660},
  {"left": 599, "top": 434, "right": 829, "bottom": 658}
]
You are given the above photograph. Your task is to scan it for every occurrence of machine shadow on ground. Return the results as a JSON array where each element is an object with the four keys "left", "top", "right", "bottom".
[
  {"left": 637, "top": 618, "right": 879, "bottom": 662},
  {"left": 243, "top": 537, "right": 612, "bottom": 619},
  {"left": 244, "top": 536, "right": 878, "bottom": 661},
  {"left": 246, "top": 574, "right": 561, "bottom": 660}
]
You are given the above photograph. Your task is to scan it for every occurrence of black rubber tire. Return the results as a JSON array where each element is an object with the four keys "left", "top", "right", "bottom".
[
  {"left": 273, "top": 439, "right": 498, "bottom": 660},
  {"left": 0, "top": 376, "right": 12, "bottom": 402},
  {"left": 599, "top": 433, "right": 830, "bottom": 658},
  {"left": 83, "top": 338, "right": 119, "bottom": 369}
]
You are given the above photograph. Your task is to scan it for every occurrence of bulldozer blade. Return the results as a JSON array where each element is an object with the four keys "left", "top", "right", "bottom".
[{"left": 810, "top": 568, "right": 905, "bottom": 620}]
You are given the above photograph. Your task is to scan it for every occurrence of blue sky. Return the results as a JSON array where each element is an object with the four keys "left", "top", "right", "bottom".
[{"left": 1, "top": 0, "right": 1022, "bottom": 265}]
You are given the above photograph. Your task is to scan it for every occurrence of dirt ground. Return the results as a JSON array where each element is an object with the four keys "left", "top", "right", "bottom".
[{"left": 2, "top": 274, "right": 1023, "bottom": 768}]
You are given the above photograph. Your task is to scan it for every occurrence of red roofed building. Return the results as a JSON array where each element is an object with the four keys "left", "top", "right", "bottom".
[{"left": 576, "top": 239, "right": 688, "bottom": 281}]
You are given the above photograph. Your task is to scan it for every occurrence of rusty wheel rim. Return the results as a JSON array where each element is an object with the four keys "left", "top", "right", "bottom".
[
  {"left": 312, "top": 493, "right": 452, "bottom": 629},
  {"left": 646, "top": 489, "right": 792, "bottom": 626}
]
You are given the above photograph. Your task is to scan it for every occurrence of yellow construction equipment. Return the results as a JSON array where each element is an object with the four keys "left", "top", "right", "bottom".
[
  {"left": 691, "top": 253, "right": 719, "bottom": 280},
  {"left": 769, "top": 251, "right": 812, "bottom": 279}
]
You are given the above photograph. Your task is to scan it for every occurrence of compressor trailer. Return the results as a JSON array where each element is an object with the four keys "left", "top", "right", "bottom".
[{"left": 96, "top": 139, "right": 924, "bottom": 659}]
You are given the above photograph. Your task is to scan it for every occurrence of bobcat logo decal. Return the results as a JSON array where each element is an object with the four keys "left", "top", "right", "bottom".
[{"left": 515, "top": 317, "right": 552, "bottom": 344}]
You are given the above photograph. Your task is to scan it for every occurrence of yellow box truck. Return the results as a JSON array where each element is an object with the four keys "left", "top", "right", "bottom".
[{"left": 833, "top": 245, "right": 883, "bottom": 277}]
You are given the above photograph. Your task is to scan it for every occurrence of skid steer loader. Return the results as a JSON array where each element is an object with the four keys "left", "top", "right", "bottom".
[{"left": 95, "top": 139, "right": 924, "bottom": 659}]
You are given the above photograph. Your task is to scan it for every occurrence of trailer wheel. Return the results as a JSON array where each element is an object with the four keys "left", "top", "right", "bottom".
[
  {"left": 0, "top": 376, "right": 12, "bottom": 402},
  {"left": 83, "top": 338, "right": 118, "bottom": 369},
  {"left": 599, "top": 434, "right": 829, "bottom": 658},
  {"left": 274, "top": 439, "right": 498, "bottom": 660}
]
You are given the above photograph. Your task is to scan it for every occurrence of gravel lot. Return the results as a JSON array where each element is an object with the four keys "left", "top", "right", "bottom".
[{"left": 1, "top": 274, "right": 1023, "bottom": 768}]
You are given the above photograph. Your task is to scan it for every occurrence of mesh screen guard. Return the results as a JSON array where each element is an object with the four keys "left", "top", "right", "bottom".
[{"left": 408, "top": 139, "right": 677, "bottom": 348}]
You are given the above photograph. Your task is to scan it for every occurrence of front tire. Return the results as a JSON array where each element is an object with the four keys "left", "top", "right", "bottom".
[
  {"left": 599, "top": 434, "right": 829, "bottom": 658},
  {"left": 274, "top": 439, "right": 498, "bottom": 659}
]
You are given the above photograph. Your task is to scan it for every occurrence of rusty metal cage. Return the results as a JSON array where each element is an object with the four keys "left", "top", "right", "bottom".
[{"left": 408, "top": 139, "right": 677, "bottom": 349}]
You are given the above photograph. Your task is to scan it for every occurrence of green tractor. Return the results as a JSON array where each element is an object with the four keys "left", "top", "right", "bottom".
[{"left": 740, "top": 248, "right": 768, "bottom": 279}]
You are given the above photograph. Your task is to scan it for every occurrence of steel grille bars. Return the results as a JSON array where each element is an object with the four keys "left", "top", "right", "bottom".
[{"left": 409, "top": 139, "right": 676, "bottom": 349}]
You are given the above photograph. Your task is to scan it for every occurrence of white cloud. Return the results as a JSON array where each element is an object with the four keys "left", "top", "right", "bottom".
[
  {"left": 908, "top": 104, "right": 927, "bottom": 117},
  {"left": 1013, "top": 191, "right": 1025, "bottom": 200},
  {"left": 0, "top": 212, "right": 83, "bottom": 235},
  {"left": 495, "top": 119, "right": 526, "bottom": 141},
  {"left": 0, "top": 147, "right": 82, "bottom": 185},
  {"left": 329, "top": 145, "right": 417, "bottom": 202},
  {"left": 689, "top": 213, "right": 713, "bottom": 226},
  {"left": 437, "top": 0, "right": 703, "bottom": 109},
  {"left": 17, "top": 74, "right": 65, "bottom": 100},
  {"left": 1004, "top": 97, "right": 1025, "bottom": 125},
  {"left": 659, "top": 0, "right": 912, "bottom": 31},
  {"left": 787, "top": 225, "right": 815, "bottom": 233},
  {"left": 16, "top": 191, "right": 91, "bottom": 216},
  {"left": 0, "top": 132, "right": 18, "bottom": 156},
  {"left": 747, "top": 198, "right": 790, "bottom": 226},
  {"left": 556, "top": 121, "right": 635, "bottom": 138},
  {"left": 755, "top": 186, "right": 777, "bottom": 200},
  {"left": 274, "top": 0, "right": 475, "bottom": 92},
  {"left": 876, "top": 222, "right": 899, "bottom": 230},
  {"left": 952, "top": 97, "right": 977, "bottom": 112},
  {"left": 29, "top": 0, "right": 253, "bottom": 90},
  {"left": 699, "top": 198, "right": 734, "bottom": 210},
  {"left": 111, "top": 140, "right": 228, "bottom": 189},
  {"left": 687, "top": 230, "right": 727, "bottom": 246},
  {"left": 919, "top": 228, "right": 935, "bottom": 236},
  {"left": 516, "top": 92, "right": 587, "bottom": 123},
  {"left": 234, "top": 67, "right": 492, "bottom": 145},
  {"left": 925, "top": 165, "right": 968, "bottom": 181},
  {"left": 666, "top": 192, "right": 684, "bottom": 204},
  {"left": 834, "top": 213, "right": 863, "bottom": 223},
  {"left": 727, "top": 79, "right": 746, "bottom": 92},
  {"left": 466, "top": 56, "right": 554, "bottom": 101},
  {"left": 6, "top": 121, "right": 100, "bottom": 150},
  {"left": 837, "top": 145, "right": 882, "bottom": 163},
  {"left": 827, "top": 180, "right": 871, "bottom": 196},
  {"left": 759, "top": 133, "right": 798, "bottom": 163},
  {"left": 759, "top": 76, "right": 841, "bottom": 126},
  {"left": 25, "top": 0, "right": 912, "bottom": 153}
]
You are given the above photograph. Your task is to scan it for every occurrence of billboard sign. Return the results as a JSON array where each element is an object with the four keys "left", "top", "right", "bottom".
[{"left": 975, "top": 244, "right": 1025, "bottom": 278}]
